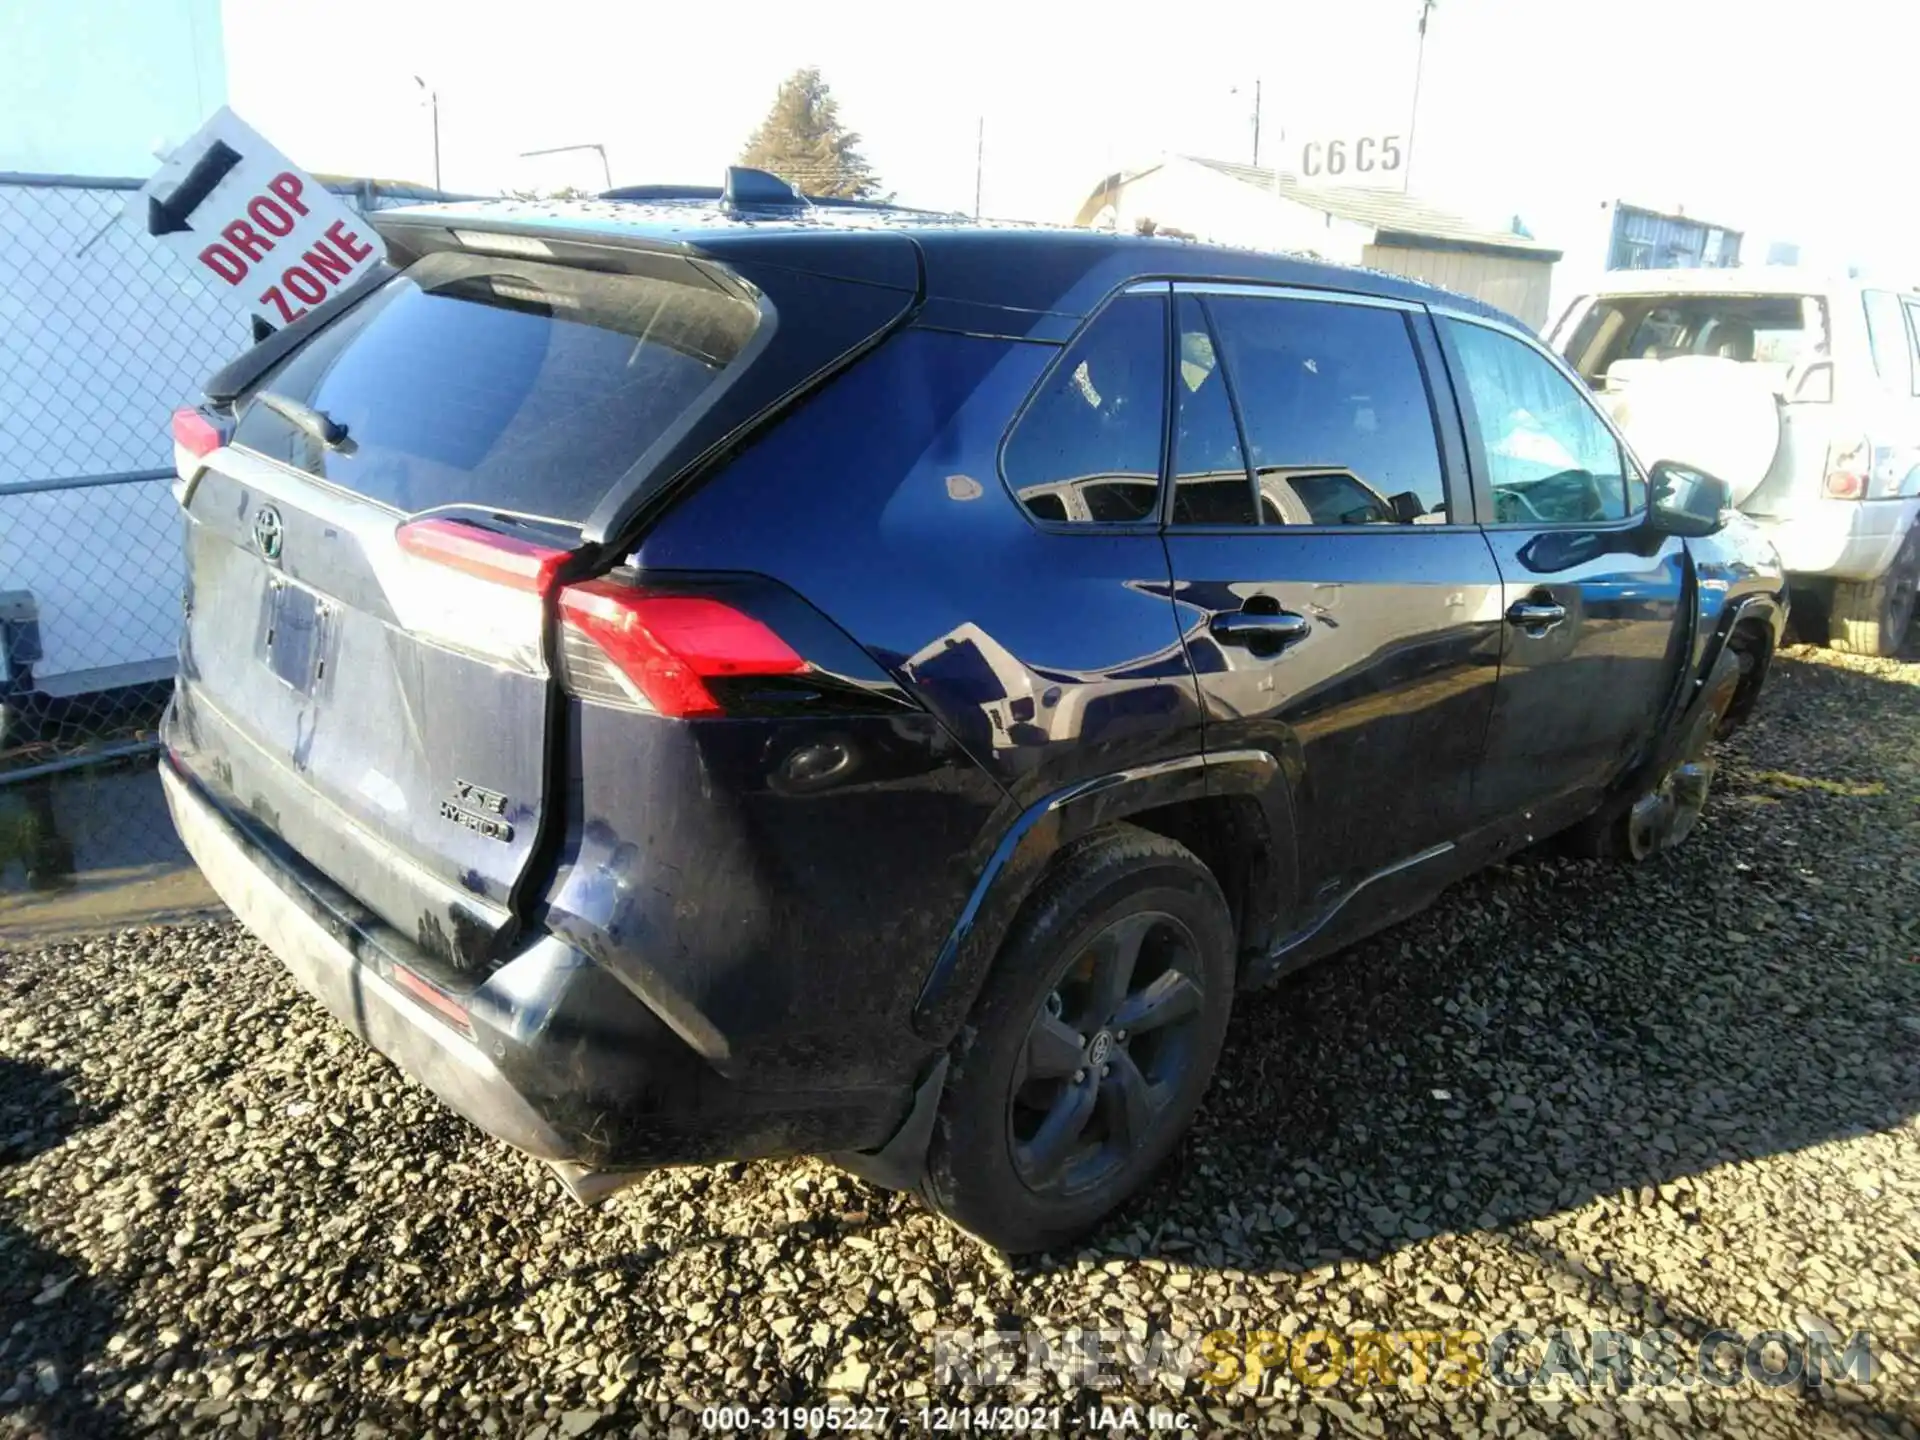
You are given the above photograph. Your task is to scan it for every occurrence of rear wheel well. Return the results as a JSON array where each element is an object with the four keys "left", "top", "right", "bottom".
[{"left": 1116, "top": 795, "right": 1278, "bottom": 963}]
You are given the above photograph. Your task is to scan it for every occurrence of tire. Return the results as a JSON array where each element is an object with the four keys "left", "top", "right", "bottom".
[
  {"left": 1717, "top": 624, "right": 1769, "bottom": 738},
  {"left": 1566, "top": 647, "right": 1743, "bottom": 863},
  {"left": 922, "top": 825, "right": 1235, "bottom": 1253},
  {"left": 1827, "top": 525, "right": 1919, "bottom": 657}
]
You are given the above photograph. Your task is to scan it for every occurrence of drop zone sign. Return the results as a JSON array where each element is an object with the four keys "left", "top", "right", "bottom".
[{"left": 136, "top": 108, "right": 385, "bottom": 329}]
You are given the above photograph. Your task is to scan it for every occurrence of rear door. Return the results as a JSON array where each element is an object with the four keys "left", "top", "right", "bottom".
[
  {"left": 1161, "top": 285, "right": 1505, "bottom": 914},
  {"left": 169, "top": 247, "right": 768, "bottom": 968},
  {"left": 1437, "top": 312, "right": 1686, "bottom": 829}
]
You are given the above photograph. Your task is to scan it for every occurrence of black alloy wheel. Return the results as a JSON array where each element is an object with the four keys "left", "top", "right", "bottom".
[
  {"left": 920, "top": 825, "right": 1235, "bottom": 1253},
  {"left": 1008, "top": 910, "right": 1208, "bottom": 1196}
]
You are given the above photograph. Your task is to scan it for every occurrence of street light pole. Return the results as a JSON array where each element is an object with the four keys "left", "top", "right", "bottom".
[
  {"left": 413, "top": 76, "right": 441, "bottom": 192},
  {"left": 520, "top": 143, "right": 613, "bottom": 193}
]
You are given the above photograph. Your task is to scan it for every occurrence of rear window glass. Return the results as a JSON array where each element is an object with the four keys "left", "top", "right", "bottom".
[
  {"left": 1561, "top": 293, "right": 1827, "bottom": 398},
  {"left": 232, "top": 250, "right": 761, "bottom": 522}
]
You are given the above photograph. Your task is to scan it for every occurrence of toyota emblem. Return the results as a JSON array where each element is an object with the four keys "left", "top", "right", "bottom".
[{"left": 252, "top": 504, "right": 284, "bottom": 561}]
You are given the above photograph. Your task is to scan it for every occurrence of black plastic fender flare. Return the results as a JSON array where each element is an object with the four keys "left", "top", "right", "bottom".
[
  {"left": 909, "top": 748, "right": 1292, "bottom": 1043},
  {"left": 1604, "top": 588, "right": 1782, "bottom": 820}
]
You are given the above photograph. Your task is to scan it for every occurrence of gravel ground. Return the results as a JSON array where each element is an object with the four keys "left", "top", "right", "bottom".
[{"left": 2, "top": 643, "right": 1918, "bottom": 1438}]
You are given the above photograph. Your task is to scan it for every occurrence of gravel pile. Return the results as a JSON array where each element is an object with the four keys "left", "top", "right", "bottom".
[{"left": 3, "top": 644, "right": 1918, "bottom": 1437}]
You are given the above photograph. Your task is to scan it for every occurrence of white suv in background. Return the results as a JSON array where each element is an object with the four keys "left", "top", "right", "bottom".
[{"left": 1550, "top": 270, "right": 1920, "bottom": 655}]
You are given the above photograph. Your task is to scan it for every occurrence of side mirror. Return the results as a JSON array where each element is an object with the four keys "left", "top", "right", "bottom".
[
  {"left": 1647, "top": 460, "right": 1732, "bottom": 538},
  {"left": 1387, "top": 489, "right": 1427, "bottom": 524}
]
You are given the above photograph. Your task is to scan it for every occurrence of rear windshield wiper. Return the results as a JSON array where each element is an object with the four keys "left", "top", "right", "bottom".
[{"left": 257, "top": 391, "right": 350, "bottom": 449}]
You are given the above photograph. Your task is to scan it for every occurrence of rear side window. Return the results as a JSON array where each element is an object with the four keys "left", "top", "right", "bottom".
[
  {"left": 1864, "top": 291, "right": 1920, "bottom": 394},
  {"left": 1003, "top": 294, "right": 1166, "bottom": 524},
  {"left": 232, "top": 250, "right": 761, "bottom": 523},
  {"left": 1203, "top": 295, "right": 1449, "bottom": 525},
  {"left": 1170, "top": 295, "right": 1258, "bottom": 525},
  {"left": 1906, "top": 304, "right": 1920, "bottom": 395},
  {"left": 1445, "top": 318, "right": 1629, "bottom": 524}
]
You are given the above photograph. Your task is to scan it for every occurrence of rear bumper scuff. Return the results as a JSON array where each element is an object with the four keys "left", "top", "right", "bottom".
[
  {"left": 162, "top": 753, "right": 918, "bottom": 1171},
  {"left": 163, "top": 758, "right": 577, "bottom": 1160}
]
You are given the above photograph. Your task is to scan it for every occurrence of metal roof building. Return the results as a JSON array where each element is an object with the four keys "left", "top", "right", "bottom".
[{"left": 1073, "top": 154, "right": 1563, "bottom": 328}]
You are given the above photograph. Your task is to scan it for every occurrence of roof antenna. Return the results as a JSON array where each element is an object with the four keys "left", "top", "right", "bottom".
[{"left": 723, "top": 166, "right": 808, "bottom": 212}]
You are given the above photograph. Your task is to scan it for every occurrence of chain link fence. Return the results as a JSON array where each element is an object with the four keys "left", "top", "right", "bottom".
[
  {"left": 0, "top": 173, "right": 466, "bottom": 772},
  {"left": 0, "top": 172, "right": 464, "bottom": 904},
  {"left": 0, "top": 174, "right": 246, "bottom": 785}
]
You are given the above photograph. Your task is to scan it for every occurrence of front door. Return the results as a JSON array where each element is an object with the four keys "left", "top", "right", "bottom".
[
  {"left": 1436, "top": 314, "right": 1686, "bottom": 832},
  {"left": 1160, "top": 287, "right": 1506, "bottom": 922}
]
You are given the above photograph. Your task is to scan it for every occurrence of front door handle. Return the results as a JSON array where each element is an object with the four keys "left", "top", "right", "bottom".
[
  {"left": 1506, "top": 598, "right": 1568, "bottom": 632},
  {"left": 1209, "top": 610, "right": 1311, "bottom": 649}
]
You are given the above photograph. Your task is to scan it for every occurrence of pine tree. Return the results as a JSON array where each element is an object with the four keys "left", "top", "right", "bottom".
[{"left": 738, "top": 68, "right": 883, "bottom": 200}]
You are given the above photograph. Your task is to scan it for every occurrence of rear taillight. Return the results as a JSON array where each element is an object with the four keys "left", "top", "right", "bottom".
[
  {"left": 171, "top": 406, "right": 222, "bottom": 479},
  {"left": 557, "top": 581, "right": 807, "bottom": 718},
  {"left": 395, "top": 517, "right": 568, "bottom": 593},
  {"left": 1824, "top": 437, "right": 1872, "bottom": 499},
  {"left": 392, "top": 516, "right": 807, "bottom": 717}
]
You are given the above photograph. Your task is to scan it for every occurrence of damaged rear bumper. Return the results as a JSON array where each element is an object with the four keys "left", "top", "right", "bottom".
[
  {"left": 160, "top": 756, "right": 919, "bottom": 1189},
  {"left": 164, "top": 757, "right": 581, "bottom": 1161}
]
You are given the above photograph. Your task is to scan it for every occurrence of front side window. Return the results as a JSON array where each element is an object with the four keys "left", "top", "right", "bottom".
[
  {"left": 1003, "top": 294, "right": 1166, "bottom": 524},
  {"left": 1203, "top": 295, "right": 1450, "bottom": 525},
  {"left": 1445, "top": 319, "right": 1630, "bottom": 524}
]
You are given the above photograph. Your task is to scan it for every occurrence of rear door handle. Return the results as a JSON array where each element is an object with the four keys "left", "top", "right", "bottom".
[
  {"left": 1506, "top": 599, "right": 1568, "bottom": 632},
  {"left": 1209, "top": 610, "right": 1311, "bottom": 649}
]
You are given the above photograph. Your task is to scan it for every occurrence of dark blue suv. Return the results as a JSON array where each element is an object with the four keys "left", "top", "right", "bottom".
[{"left": 162, "top": 171, "right": 1785, "bottom": 1252}]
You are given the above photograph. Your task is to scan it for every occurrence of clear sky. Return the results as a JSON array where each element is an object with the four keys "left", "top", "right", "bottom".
[{"left": 9, "top": 0, "right": 1915, "bottom": 276}]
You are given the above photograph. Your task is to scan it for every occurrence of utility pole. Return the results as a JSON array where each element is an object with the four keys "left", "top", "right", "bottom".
[
  {"left": 413, "top": 76, "right": 441, "bottom": 192},
  {"left": 974, "top": 116, "right": 984, "bottom": 220},
  {"left": 1229, "top": 78, "right": 1266, "bottom": 167},
  {"left": 1403, "top": 0, "right": 1437, "bottom": 194}
]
